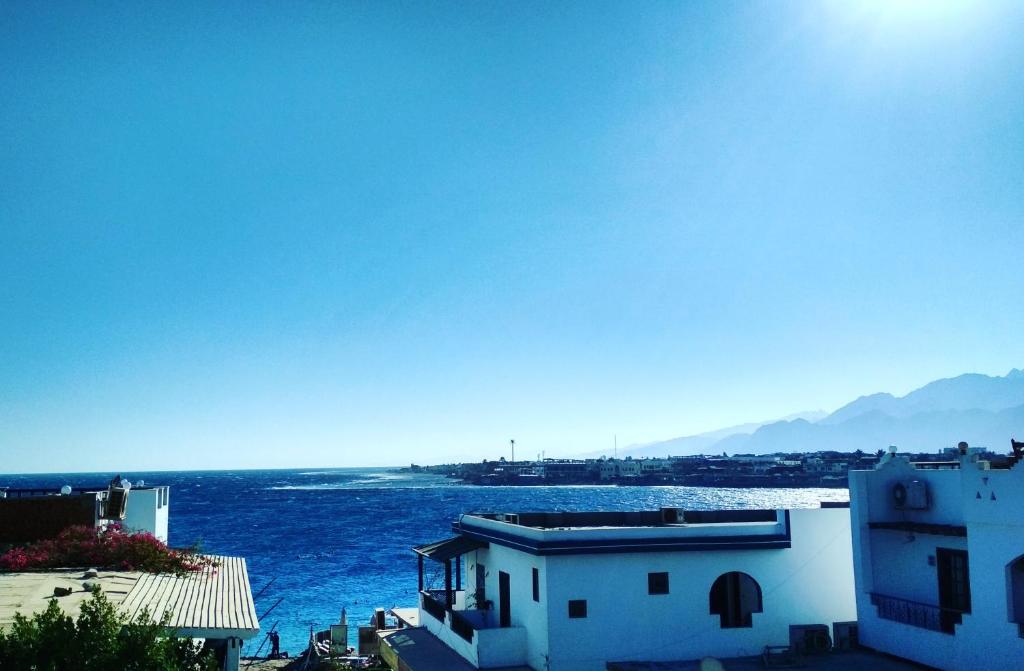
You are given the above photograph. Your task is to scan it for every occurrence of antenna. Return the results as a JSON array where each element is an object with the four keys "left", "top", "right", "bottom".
[
  {"left": 614, "top": 434, "right": 618, "bottom": 459},
  {"left": 510, "top": 439, "right": 515, "bottom": 465}
]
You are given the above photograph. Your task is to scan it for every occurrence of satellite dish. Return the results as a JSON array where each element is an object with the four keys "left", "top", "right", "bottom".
[
  {"left": 60, "top": 485, "right": 72, "bottom": 495},
  {"left": 699, "top": 659, "right": 725, "bottom": 671}
]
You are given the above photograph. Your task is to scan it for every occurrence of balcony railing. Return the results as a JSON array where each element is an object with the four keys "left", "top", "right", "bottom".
[
  {"left": 420, "top": 591, "right": 476, "bottom": 643},
  {"left": 870, "top": 592, "right": 964, "bottom": 634},
  {"left": 449, "top": 608, "right": 476, "bottom": 643},
  {"left": 420, "top": 591, "right": 446, "bottom": 623},
  {"left": 424, "top": 588, "right": 448, "bottom": 604}
]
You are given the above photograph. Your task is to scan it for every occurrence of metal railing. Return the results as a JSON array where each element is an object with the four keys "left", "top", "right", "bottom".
[{"left": 869, "top": 592, "right": 963, "bottom": 634}]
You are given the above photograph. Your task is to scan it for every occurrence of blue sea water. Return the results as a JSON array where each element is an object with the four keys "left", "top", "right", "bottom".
[{"left": 2, "top": 468, "right": 848, "bottom": 655}]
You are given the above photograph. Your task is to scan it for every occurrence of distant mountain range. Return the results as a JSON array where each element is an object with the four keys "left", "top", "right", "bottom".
[{"left": 603, "top": 369, "right": 1024, "bottom": 458}]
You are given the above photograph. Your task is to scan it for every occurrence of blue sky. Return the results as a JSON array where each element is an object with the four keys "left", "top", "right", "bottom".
[{"left": 2, "top": 1, "right": 1022, "bottom": 472}]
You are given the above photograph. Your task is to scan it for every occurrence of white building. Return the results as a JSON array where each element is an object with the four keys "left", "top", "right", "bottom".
[
  {"left": 849, "top": 445, "right": 1024, "bottom": 670},
  {"left": 400, "top": 505, "right": 856, "bottom": 671},
  {"left": 122, "top": 484, "right": 170, "bottom": 543},
  {"left": 0, "top": 483, "right": 170, "bottom": 545}
]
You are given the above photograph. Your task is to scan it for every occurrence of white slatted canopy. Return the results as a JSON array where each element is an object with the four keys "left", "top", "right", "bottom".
[
  {"left": 0, "top": 555, "right": 260, "bottom": 642},
  {"left": 119, "top": 555, "right": 260, "bottom": 639}
]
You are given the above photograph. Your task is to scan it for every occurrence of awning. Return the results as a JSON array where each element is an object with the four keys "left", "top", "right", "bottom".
[{"left": 413, "top": 535, "right": 487, "bottom": 563}]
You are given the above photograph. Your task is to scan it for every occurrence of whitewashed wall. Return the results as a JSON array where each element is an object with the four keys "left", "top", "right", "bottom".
[
  {"left": 123, "top": 486, "right": 169, "bottom": 543},
  {"left": 466, "top": 507, "right": 854, "bottom": 671},
  {"left": 850, "top": 457, "right": 1024, "bottom": 671},
  {"left": 467, "top": 544, "right": 550, "bottom": 671}
]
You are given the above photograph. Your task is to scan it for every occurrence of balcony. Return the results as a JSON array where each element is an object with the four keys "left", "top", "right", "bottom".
[
  {"left": 419, "top": 591, "right": 527, "bottom": 669},
  {"left": 869, "top": 592, "right": 965, "bottom": 634}
]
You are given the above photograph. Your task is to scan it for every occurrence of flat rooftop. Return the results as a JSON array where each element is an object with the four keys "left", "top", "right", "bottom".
[
  {"left": 468, "top": 509, "right": 784, "bottom": 529},
  {"left": 0, "top": 555, "right": 259, "bottom": 639},
  {"left": 607, "top": 649, "right": 933, "bottom": 671}
]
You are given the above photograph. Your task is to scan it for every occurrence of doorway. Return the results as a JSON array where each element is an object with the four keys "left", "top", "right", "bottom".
[
  {"left": 936, "top": 548, "right": 970, "bottom": 633},
  {"left": 475, "top": 563, "right": 486, "bottom": 608}
]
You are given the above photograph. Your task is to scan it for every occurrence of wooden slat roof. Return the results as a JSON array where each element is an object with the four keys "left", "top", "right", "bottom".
[{"left": 119, "top": 555, "right": 259, "bottom": 639}]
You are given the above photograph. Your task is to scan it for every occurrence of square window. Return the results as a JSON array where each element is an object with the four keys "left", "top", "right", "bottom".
[
  {"left": 532, "top": 567, "right": 540, "bottom": 602},
  {"left": 568, "top": 599, "right": 587, "bottom": 618},
  {"left": 648, "top": 572, "right": 669, "bottom": 595}
]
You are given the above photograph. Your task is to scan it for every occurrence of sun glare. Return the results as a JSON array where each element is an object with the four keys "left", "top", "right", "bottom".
[
  {"left": 859, "top": 0, "right": 977, "bottom": 22},
  {"left": 829, "top": 0, "right": 986, "bottom": 33}
]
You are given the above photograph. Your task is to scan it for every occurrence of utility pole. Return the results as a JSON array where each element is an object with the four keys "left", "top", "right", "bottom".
[{"left": 614, "top": 434, "right": 618, "bottom": 459}]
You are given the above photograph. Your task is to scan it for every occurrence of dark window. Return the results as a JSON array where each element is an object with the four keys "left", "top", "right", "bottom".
[
  {"left": 648, "top": 572, "right": 669, "bottom": 595},
  {"left": 709, "top": 572, "right": 762, "bottom": 628},
  {"left": 498, "top": 571, "right": 511, "bottom": 628},
  {"left": 568, "top": 599, "right": 587, "bottom": 618},
  {"left": 532, "top": 567, "right": 540, "bottom": 602}
]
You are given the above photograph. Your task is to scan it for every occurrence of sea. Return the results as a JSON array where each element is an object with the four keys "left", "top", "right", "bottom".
[{"left": 1, "top": 468, "right": 849, "bottom": 655}]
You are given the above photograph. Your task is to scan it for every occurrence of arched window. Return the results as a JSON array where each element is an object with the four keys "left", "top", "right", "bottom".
[
  {"left": 1008, "top": 555, "right": 1024, "bottom": 634},
  {"left": 709, "top": 572, "right": 762, "bottom": 628}
]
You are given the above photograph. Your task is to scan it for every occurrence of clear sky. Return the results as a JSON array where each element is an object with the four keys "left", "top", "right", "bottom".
[{"left": 2, "top": 1, "right": 1022, "bottom": 472}]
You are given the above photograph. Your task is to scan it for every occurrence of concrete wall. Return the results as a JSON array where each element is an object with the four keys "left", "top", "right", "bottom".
[
  {"left": 467, "top": 544, "right": 550, "bottom": 671},
  {"left": 419, "top": 606, "right": 478, "bottom": 666},
  {"left": 418, "top": 591, "right": 528, "bottom": 669},
  {"left": 476, "top": 626, "right": 528, "bottom": 668},
  {"left": 122, "top": 486, "right": 170, "bottom": 543},
  {"left": 955, "top": 459, "right": 1024, "bottom": 670},
  {"left": 850, "top": 457, "right": 1024, "bottom": 671}
]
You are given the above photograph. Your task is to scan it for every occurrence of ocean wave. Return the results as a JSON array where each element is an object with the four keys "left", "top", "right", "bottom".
[{"left": 268, "top": 483, "right": 450, "bottom": 491}]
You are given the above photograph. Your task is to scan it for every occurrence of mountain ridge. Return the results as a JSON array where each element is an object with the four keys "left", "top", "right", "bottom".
[{"left": 606, "top": 368, "right": 1023, "bottom": 458}]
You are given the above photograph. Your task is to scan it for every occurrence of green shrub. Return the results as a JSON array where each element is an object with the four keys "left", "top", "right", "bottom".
[{"left": 0, "top": 589, "right": 217, "bottom": 671}]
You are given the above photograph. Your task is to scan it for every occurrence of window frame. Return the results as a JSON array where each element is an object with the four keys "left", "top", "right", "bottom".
[
  {"left": 709, "top": 571, "right": 762, "bottom": 628},
  {"left": 567, "top": 599, "right": 587, "bottom": 619},
  {"left": 648, "top": 571, "right": 670, "bottom": 595}
]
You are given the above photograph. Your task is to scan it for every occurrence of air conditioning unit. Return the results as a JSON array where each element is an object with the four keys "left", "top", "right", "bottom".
[
  {"left": 660, "top": 507, "right": 682, "bottom": 523},
  {"left": 832, "top": 621, "right": 858, "bottom": 650},
  {"left": 789, "top": 624, "right": 831, "bottom": 655},
  {"left": 893, "top": 480, "right": 929, "bottom": 510}
]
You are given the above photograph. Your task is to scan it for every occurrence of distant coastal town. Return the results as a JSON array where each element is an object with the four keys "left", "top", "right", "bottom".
[{"left": 406, "top": 443, "right": 1012, "bottom": 489}]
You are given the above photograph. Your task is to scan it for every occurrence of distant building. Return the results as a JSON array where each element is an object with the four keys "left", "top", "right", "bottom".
[
  {"left": 849, "top": 444, "right": 1024, "bottom": 670},
  {"left": 0, "top": 482, "right": 169, "bottom": 544},
  {"left": 639, "top": 458, "right": 671, "bottom": 473},
  {"left": 394, "top": 505, "right": 856, "bottom": 671},
  {"left": 536, "top": 460, "right": 589, "bottom": 480}
]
